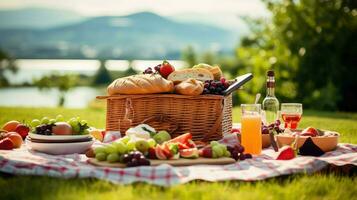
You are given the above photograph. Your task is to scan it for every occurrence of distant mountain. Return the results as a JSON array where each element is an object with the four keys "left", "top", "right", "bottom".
[
  {"left": 0, "top": 11, "right": 237, "bottom": 59},
  {"left": 0, "top": 7, "right": 85, "bottom": 29}
]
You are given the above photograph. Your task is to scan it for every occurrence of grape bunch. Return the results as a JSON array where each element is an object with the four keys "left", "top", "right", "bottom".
[
  {"left": 227, "top": 144, "right": 252, "bottom": 161},
  {"left": 121, "top": 151, "right": 150, "bottom": 167},
  {"left": 35, "top": 124, "right": 55, "bottom": 135},
  {"left": 203, "top": 77, "right": 230, "bottom": 95},
  {"left": 262, "top": 119, "right": 284, "bottom": 135},
  {"left": 143, "top": 65, "right": 161, "bottom": 74}
]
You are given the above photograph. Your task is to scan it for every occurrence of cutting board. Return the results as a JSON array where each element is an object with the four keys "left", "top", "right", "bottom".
[{"left": 88, "top": 157, "right": 236, "bottom": 168}]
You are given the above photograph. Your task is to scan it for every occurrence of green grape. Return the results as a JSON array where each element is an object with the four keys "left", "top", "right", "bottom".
[
  {"left": 72, "top": 124, "right": 80, "bottom": 133},
  {"left": 94, "top": 147, "right": 106, "bottom": 155},
  {"left": 119, "top": 136, "right": 130, "bottom": 144},
  {"left": 210, "top": 141, "right": 219, "bottom": 147},
  {"left": 224, "top": 150, "right": 231, "bottom": 157},
  {"left": 107, "top": 153, "right": 120, "bottom": 163},
  {"left": 31, "top": 119, "right": 41, "bottom": 127},
  {"left": 41, "top": 117, "right": 49, "bottom": 124},
  {"left": 127, "top": 141, "right": 136, "bottom": 151},
  {"left": 105, "top": 144, "right": 117, "bottom": 154},
  {"left": 49, "top": 119, "right": 56, "bottom": 124},
  {"left": 80, "top": 120, "right": 87, "bottom": 125},
  {"left": 83, "top": 129, "right": 90, "bottom": 135},
  {"left": 69, "top": 118, "right": 78, "bottom": 126},
  {"left": 113, "top": 141, "right": 127, "bottom": 154},
  {"left": 56, "top": 115, "right": 64, "bottom": 122},
  {"left": 212, "top": 145, "right": 223, "bottom": 157},
  {"left": 218, "top": 144, "right": 227, "bottom": 152},
  {"left": 147, "top": 139, "right": 156, "bottom": 148},
  {"left": 212, "top": 151, "right": 218, "bottom": 158},
  {"left": 95, "top": 152, "right": 107, "bottom": 161},
  {"left": 76, "top": 117, "right": 81, "bottom": 121}
]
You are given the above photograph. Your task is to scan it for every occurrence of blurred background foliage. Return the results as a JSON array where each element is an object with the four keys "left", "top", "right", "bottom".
[
  {"left": 183, "top": 0, "right": 357, "bottom": 111},
  {"left": 0, "top": 0, "right": 355, "bottom": 111}
]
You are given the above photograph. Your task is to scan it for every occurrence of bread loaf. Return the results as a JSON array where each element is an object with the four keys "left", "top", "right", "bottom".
[
  {"left": 193, "top": 63, "right": 222, "bottom": 80},
  {"left": 167, "top": 68, "right": 213, "bottom": 84},
  {"left": 175, "top": 79, "right": 204, "bottom": 96},
  {"left": 107, "top": 74, "right": 174, "bottom": 95}
]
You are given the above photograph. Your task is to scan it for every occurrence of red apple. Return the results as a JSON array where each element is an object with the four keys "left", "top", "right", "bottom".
[
  {"left": 6, "top": 132, "right": 22, "bottom": 148},
  {"left": 15, "top": 124, "right": 30, "bottom": 139},
  {"left": 52, "top": 122, "right": 72, "bottom": 135},
  {"left": 0, "top": 138, "right": 14, "bottom": 150}
]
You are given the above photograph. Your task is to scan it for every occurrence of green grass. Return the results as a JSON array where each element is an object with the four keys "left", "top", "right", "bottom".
[{"left": 0, "top": 106, "right": 356, "bottom": 199}]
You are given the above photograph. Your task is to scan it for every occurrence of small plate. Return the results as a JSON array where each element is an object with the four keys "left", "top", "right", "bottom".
[
  {"left": 29, "top": 132, "right": 92, "bottom": 141},
  {"left": 26, "top": 138, "right": 94, "bottom": 155}
]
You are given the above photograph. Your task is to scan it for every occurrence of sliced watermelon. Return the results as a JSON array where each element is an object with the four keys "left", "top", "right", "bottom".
[
  {"left": 155, "top": 146, "right": 167, "bottom": 160},
  {"left": 167, "top": 133, "right": 192, "bottom": 145},
  {"left": 180, "top": 148, "right": 199, "bottom": 158}
]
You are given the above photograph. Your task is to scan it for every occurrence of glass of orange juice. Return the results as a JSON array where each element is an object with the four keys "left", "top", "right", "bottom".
[{"left": 241, "top": 104, "right": 262, "bottom": 155}]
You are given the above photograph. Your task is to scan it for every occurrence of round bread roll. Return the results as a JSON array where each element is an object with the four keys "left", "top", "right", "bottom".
[{"left": 175, "top": 79, "right": 204, "bottom": 96}]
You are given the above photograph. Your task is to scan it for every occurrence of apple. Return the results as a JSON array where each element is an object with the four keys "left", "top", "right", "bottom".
[
  {"left": 6, "top": 132, "right": 22, "bottom": 148},
  {"left": 2, "top": 120, "right": 20, "bottom": 132},
  {"left": 52, "top": 122, "right": 72, "bottom": 135},
  {"left": 0, "top": 138, "right": 14, "bottom": 150}
]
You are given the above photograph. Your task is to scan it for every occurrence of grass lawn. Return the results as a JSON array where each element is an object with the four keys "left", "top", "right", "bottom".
[{"left": 0, "top": 106, "right": 356, "bottom": 200}]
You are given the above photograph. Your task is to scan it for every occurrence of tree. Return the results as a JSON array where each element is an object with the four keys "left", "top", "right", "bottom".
[
  {"left": 0, "top": 49, "right": 17, "bottom": 87},
  {"left": 236, "top": 0, "right": 357, "bottom": 111},
  {"left": 181, "top": 46, "right": 197, "bottom": 67},
  {"left": 92, "top": 60, "right": 112, "bottom": 85},
  {"left": 34, "top": 74, "right": 78, "bottom": 107}
]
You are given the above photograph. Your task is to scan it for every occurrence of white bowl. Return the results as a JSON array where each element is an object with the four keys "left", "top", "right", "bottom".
[
  {"left": 26, "top": 138, "right": 94, "bottom": 155},
  {"left": 29, "top": 133, "right": 92, "bottom": 141}
]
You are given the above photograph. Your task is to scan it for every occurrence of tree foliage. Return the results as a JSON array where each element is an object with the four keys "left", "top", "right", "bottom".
[
  {"left": 234, "top": 0, "right": 357, "bottom": 111},
  {"left": 0, "top": 49, "right": 17, "bottom": 87},
  {"left": 33, "top": 74, "right": 78, "bottom": 107}
]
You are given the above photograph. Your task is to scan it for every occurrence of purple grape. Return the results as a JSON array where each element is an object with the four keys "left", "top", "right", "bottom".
[
  {"left": 275, "top": 120, "right": 281, "bottom": 126},
  {"left": 138, "top": 158, "right": 150, "bottom": 166},
  {"left": 262, "top": 127, "right": 269, "bottom": 135},
  {"left": 236, "top": 145, "right": 244, "bottom": 154},
  {"left": 239, "top": 153, "right": 246, "bottom": 160},
  {"left": 122, "top": 154, "right": 131, "bottom": 163},
  {"left": 244, "top": 154, "right": 253, "bottom": 159}
]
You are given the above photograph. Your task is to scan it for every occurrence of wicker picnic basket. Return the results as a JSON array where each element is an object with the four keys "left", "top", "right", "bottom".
[{"left": 97, "top": 94, "right": 233, "bottom": 142}]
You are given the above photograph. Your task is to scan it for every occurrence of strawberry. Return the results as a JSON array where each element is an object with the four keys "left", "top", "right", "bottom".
[
  {"left": 148, "top": 147, "right": 157, "bottom": 159},
  {"left": 231, "top": 128, "right": 240, "bottom": 134},
  {"left": 159, "top": 60, "right": 175, "bottom": 78},
  {"left": 0, "top": 138, "right": 14, "bottom": 150},
  {"left": 200, "top": 146, "right": 213, "bottom": 158},
  {"left": 276, "top": 146, "right": 296, "bottom": 160},
  {"left": 15, "top": 124, "right": 30, "bottom": 139},
  {"left": 301, "top": 127, "right": 319, "bottom": 137}
]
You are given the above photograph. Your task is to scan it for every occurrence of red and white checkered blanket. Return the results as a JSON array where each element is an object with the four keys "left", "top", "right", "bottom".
[{"left": 0, "top": 136, "right": 356, "bottom": 186}]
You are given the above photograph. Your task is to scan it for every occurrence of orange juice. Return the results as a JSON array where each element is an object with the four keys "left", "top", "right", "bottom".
[{"left": 241, "top": 115, "right": 262, "bottom": 155}]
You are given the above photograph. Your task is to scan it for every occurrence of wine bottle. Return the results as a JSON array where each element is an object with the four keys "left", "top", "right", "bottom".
[{"left": 262, "top": 70, "right": 279, "bottom": 125}]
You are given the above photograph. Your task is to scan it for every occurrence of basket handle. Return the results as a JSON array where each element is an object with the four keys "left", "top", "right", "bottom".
[{"left": 140, "top": 115, "right": 179, "bottom": 135}]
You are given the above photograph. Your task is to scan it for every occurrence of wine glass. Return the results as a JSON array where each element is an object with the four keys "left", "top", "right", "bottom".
[{"left": 280, "top": 103, "right": 303, "bottom": 130}]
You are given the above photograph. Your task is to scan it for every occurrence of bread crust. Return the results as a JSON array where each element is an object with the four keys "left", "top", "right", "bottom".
[
  {"left": 107, "top": 74, "right": 174, "bottom": 95},
  {"left": 167, "top": 68, "right": 213, "bottom": 83}
]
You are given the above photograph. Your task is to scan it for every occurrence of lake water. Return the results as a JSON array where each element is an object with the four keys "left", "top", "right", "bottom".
[{"left": 1, "top": 59, "right": 186, "bottom": 108}]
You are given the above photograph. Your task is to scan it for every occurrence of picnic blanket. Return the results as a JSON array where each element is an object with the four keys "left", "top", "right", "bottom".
[{"left": 0, "top": 131, "right": 356, "bottom": 186}]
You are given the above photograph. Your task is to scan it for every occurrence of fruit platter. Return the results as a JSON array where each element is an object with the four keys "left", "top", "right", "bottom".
[{"left": 86, "top": 124, "right": 249, "bottom": 168}]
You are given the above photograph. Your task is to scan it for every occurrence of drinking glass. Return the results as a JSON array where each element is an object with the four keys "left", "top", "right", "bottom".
[
  {"left": 241, "top": 104, "right": 262, "bottom": 155},
  {"left": 280, "top": 103, "right": 303, "bottom": 130}
]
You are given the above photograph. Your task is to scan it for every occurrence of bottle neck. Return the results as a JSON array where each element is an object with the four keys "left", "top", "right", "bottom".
[{"left": 266, "top": 76, "right": 275, "bottom": 97}]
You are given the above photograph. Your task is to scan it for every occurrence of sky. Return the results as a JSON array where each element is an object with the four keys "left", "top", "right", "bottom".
[{"left": 0, "top": 0, "right": 268, "bottom": 17}]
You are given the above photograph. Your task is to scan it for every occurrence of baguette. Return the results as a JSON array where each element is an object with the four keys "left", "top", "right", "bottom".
[
  {"left": 107, "top": 74, "right": 174, "bottom": 95},
  {"left": 167, "top": 68, "right": 213, "bottom": 84}
]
